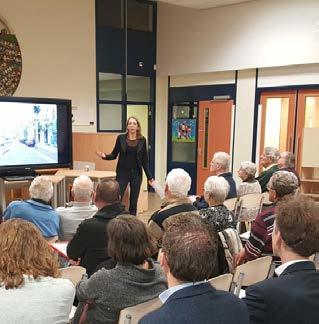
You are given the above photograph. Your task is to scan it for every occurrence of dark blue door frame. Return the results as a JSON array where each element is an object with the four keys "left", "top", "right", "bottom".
[{"left": 167, "top": 82, "right": 237, "bottom": 195}]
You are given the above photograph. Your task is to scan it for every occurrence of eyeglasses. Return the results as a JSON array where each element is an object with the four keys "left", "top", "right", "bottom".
[{"left": 267, "top": 185, "right": 274, "bottom": 191}]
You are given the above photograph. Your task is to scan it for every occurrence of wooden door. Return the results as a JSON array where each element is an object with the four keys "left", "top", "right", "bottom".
[
  {"left": 296, "top": 90, "right": 319, "bottom": 171},
  {"left": 196, "top": 100, "right": 233, "bottom": 195},
  {"left": 258, "top": 91, "right": 296, "bottom": 170}
]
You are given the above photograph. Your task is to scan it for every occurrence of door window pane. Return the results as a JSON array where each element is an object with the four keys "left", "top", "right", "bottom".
[
  {"left": 99, "top": 73, "right": 123, "bottom": 101},
  {"left": 305, "top": 96, "right": 319, "bottom": 128},
  {"left": 171, "top": 104, "right": 197, "bottom": 163},
  {"left": 264, "top": 98, "right": 289, "bottom": 151},
  {"left": 127, "top": 75, "right": 150, "bottom": 102},
  {"left": 99, "top": 103, "right": 123, "bottom": 130}
]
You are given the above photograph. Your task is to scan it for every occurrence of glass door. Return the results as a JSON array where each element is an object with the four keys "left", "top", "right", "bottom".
[
  {"left": 296, "top": 90, "right": 319, "bottom": 171},
  {"left": 258, "top": 91, "right": 296, "bottom": 170},
  {"left": 127, "top": 104, "right": 149, "bottom": 191}
]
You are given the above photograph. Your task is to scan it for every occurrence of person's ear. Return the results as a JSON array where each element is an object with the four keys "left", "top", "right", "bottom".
[
  {"left": 272, "top": 221, "right": 282, "bottom": 256},
  {"left": 160, "top": 251, "right": 169, "bottom": 275},
  {"left": 164, "top": 183, "right": 169, "bottom": 196}
]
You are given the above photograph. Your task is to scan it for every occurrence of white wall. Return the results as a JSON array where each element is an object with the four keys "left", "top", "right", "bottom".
[
  {"left": 258, "top": 64, "right": 319, "bottom": 87},
  {"left": 233, "top": 69, "right": 257, "bottom": 182},
  {"left": 155, "top": 76, "right": 169, "bottom": 185},
  {"left": 0, "top": 0, "right": 96, "bottom": 132},
  {"left": 157, "top": 0, "right": 319, "bottom": 76}
]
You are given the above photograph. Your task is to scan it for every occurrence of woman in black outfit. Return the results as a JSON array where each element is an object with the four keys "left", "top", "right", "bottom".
[{"left": 96, "top": 117, "right": 153, "bottom": 216}]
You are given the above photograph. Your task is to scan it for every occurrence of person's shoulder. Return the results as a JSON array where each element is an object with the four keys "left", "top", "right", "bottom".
[
  {"left": 8, "top": 200, "right": 27, "bottom": 208},
  {"left": 139, "top": 305, "right": 167, "bottom": 324}
]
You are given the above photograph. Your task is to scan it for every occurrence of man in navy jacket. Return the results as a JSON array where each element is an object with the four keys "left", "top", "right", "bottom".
[
  {"left": 140, "top": 214, "right": 249, "bottom": 324},
  {"left": 244, "top": 195, "right": 319, "bottom": 324}
]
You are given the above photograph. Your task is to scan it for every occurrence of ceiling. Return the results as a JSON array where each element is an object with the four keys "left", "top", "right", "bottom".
[{"left": 157, "top": 0, "right": 254, "bottom": 10}]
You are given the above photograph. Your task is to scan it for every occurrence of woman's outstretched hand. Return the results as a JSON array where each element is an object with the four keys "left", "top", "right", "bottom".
[
  {"left": 96, "top": 151, "right": 106, "bottom": 159},
  {"left": 148, "top": 179, "right": 155, "bottom": 186}
]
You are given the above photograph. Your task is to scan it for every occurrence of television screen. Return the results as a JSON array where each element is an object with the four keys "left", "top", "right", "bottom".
[{"left": 0, "top": 97, "right": 72, "bottom": 176}]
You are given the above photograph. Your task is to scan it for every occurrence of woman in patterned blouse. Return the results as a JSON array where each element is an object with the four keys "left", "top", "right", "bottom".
[{"left": 199, "top": 176, "right": 236, "bottom": 232}]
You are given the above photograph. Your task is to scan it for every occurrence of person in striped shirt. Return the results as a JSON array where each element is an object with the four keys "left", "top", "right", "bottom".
[{"left": 235, "top": 171, "right": 299, "bottom": 265}]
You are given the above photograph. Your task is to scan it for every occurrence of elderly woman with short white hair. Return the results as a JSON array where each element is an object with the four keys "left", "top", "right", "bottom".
[
  {"left": 237, "top": 161, "right": 261, "bottom": 197},
  {"left": 199, "top": 176, "right": 236, "bottom": 232}
]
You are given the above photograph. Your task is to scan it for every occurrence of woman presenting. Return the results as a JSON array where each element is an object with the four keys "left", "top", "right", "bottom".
[{"left": 96, "top": 116, "right": 153, "bottom": 216}]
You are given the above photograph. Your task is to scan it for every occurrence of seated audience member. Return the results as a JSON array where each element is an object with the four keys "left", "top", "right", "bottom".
[
  {"left": 277, "top": 151, "right": 300, "bottom": 185},
  {"left": 140, "top": 215, "right": 249, "bottom": 324},
  {"left": 236, "top": 171, "right": 299, "bottom": 264},
  {"left": 199, "top": 176, "right": 236, "bottom": 232},
  {"left": 244, "top": 195, "right": 319, "bottom": 324},
  {"left": 73, "top": 215, "right": 166, "bottom": 324},
  {"left": 148, "top": 168, "right": 199, "bottom": 246},
  {"left": 237, "top": 161, "right": 261, "bottom": 197},
  {"left": 256, "top": 147, "right": 280, "bottom": 192},
  {"left": 67, "top": 179, "right": 125, "bottom": 277},
  {"left": 3, "top": 176, "right": 59, "bottom": 240},
  {"left": 194, "top": 152, "right": 237, "bottom": 210},
  {"left": 0, "top": 219, "right": 75, "bottom": 323},
  {"left": 57, "top": 175, "right": 97, "bottom": 241}
]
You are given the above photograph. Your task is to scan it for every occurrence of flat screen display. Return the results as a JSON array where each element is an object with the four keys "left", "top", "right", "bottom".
[{"left": 0, "top": 97, "right": 72, "bottom": 176}]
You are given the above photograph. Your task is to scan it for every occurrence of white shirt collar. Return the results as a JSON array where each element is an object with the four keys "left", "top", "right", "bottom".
[
  {"left": 275, "top": 259, "right": 309, "bottom": 276},
  {"left": 159, "top": 280, "right": 207, "bottom": 304}
]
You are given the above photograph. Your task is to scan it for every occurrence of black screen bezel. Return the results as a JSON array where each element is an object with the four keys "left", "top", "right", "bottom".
[{"left": 0, "top": 96, "right": 73, "bottom": 176}]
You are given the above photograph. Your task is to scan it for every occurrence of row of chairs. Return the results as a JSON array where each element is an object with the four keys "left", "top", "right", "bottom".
[{"left": 119, "top": 256, "right": 274, "bottom": 324}]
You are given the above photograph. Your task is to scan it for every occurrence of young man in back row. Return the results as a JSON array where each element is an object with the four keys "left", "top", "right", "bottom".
[{"left": 244, "top": 195, "right": 319, "bottom": 324}]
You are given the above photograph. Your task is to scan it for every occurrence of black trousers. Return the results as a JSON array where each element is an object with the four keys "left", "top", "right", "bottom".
[{"left": 117, "top": 169, "right": 142, "bottom": 216}]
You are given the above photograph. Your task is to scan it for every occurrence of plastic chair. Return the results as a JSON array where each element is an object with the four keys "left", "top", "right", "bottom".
[
  {"left": 236, "top": 193, "right": 264, "bottom": 232},
  {"left": 208, "top": 273, "right": 233, "bottom": 292},
  {"left": 118, "top": 298, "right": 162, "bottom": 324},
  {"left": 223, "top": 197, "right": 238, "bottom": 212},
  {"left": 231, "top": 256, "right": 272, "bottom": 296},
  {"left": 60, "top": 266, "right": 86, "bottom": 287}
]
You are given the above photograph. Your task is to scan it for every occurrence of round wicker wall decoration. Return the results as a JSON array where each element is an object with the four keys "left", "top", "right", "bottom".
[{"left": 0, "top": 17, "right": 22, "bottom": 96}]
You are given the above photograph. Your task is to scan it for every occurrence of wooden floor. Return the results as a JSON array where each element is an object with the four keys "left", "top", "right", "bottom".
[{"left": 137, "top": 192, "right": 162, "bottom": 223}]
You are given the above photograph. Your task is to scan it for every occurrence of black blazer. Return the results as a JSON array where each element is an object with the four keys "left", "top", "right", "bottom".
[
  {"left": 66, "top": 203, "right": 125, "bottom": 277},
  {"left": 140, "top": 283, "right": 249, "bottom": 324},
  {"left": 244, "top": 261, "right": 319, "bottom": 324},
  {"left": 103, "top": 134, "right": 152, "bottom": 180}
]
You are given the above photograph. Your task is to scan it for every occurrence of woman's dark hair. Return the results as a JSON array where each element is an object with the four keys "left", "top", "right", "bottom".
[{"left": 107, "top": 215, "right": 156, "bottom": 265}]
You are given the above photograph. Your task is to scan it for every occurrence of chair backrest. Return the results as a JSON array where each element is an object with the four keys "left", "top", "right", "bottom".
[
  {"left": 218, "top": 228, "right": 243, "bottom": 274},
  {"left": 118, "top": 298, "right": 162, "bottom": 324},
  {"left": 208, "top": 273, "right": 233, "bottom": 292},
  {"left": 262, "top": 191, "right": 272, "bottom": 206},
  {"left": 238, "top": 193, "right": 263, "bottom": 210},
  {"left": 60, "top": 266, "right": 86, "bottom": 287},
  {"left": 223, "top": 197, "right": 238, "bottom": 212},
  {"left": 233, "top": 256, "right": 272, "bottom": 288}
]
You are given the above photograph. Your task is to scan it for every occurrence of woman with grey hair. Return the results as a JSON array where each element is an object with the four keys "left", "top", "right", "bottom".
[
  {"left": 199, "top": 176, "right": 236, "bottom": 232},
  {"left": 3, "top": 176, "right": 59, "bottom": 240},
  {"left": 237, "top": 161, "right": 261, "bottom": 197}
]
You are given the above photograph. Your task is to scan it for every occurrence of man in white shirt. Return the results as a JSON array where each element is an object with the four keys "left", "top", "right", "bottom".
[
  {"left": 244, "top": 195, "right": 319, "bottom": 324},
  {"left": 57, "top": 175, "right": 97, "bottom": 240}
]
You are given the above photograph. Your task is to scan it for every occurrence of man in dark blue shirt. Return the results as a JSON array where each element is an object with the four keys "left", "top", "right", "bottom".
[{"left": 194, "top": 151, "right": 237, "bottom": 210}]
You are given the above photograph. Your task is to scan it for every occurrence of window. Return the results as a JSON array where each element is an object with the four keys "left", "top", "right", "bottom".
[
  {"left": 99, "top": 73, "right": 123, "bottom": 101},
  {"left": 99, "top": 103, "right": 123, "bottom": 131}
]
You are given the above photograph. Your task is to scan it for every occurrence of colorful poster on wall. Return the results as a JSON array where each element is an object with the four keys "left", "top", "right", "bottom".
[{"left": 172, "top": 119, "right": 196, "bottom": 143}]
